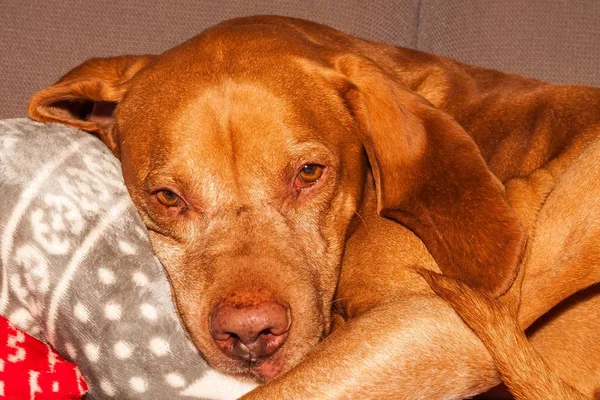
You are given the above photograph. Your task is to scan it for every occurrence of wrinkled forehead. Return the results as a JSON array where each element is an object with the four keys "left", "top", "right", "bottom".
[
  {"left": 114, "top": 29, "right": 358, "bottom": 186},
  {"left": 165, "top": 80, "right": 325, "bottom": 172},
  {"left": 178, "top": 79, "right": 304, "bottom": 153},
  {"left": 117, "top": 74, "right": 347, "bottom": 191}
]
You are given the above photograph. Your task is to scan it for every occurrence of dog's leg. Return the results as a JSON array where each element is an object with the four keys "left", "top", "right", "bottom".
[
  {"left": 418, "top": 138, "right": 600, "bottom": 400},
  {"left": 242, "top": 290, "right": 503, "bottom": 399},
  {"left": 420, "top": 142, "right": 600, "bottom": 399},
  {"left": 529, "top": 285, "right": 600, "bottom": 397},
  {"left": 419, "top": 268, "right": 588, "bottom": 400}
]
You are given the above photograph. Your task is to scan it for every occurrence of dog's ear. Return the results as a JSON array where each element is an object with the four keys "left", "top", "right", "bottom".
[
  {"left": 334, "top": 55, "right": 525, "bottom": 296},
  {"left": 28, "top": 55, "right": 153, "bottom": 155}
]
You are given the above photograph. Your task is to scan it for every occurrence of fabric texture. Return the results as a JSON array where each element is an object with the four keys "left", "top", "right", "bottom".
[
  {"left": 3, "top": 0, "right": 600, "bottom": 119},
  {"left": 0, "top": 315, "right": 88, "bottom": 399},
  {"left": 0, "top": 119, "right": 257, "bottom": 399},
  {"left": 0, "top": 0, "right": 418, "bottom": 119},
  {"left": 416, "top": 0, "right": 600, "bottom": 86}
]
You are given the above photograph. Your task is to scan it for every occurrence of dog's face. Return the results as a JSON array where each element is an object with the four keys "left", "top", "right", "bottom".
[
  {"left": 29, "top": 16, "right": 525, "bottom": 382},
  {"left": 114, "top": 41, "right": 367, "bottom": 380}
]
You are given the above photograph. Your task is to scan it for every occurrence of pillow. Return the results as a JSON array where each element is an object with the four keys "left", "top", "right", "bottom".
[{"left": 0, "top": 119, "right": 257, "bottom": 399}]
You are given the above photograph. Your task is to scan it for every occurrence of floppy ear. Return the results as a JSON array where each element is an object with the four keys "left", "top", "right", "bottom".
[
  {"left": 335, "top": 56, "right": 526, "bottom": 296},
  {"left": 28, "top": 55, "right": 154, "bottom": 155}
]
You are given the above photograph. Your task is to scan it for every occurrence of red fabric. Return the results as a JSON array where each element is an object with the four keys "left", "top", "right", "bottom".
[{"left": 0, "top": 315, "right": 87, "bottom": 399}]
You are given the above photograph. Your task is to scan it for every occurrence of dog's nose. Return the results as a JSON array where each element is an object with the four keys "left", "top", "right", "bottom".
[{"left": 210, "top": 296, "right": 291, "bottom": 363}]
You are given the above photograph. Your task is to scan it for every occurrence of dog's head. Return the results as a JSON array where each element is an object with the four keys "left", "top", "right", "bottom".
[{"left": 29, "top": 17, "right": 524, "bottom": 381}]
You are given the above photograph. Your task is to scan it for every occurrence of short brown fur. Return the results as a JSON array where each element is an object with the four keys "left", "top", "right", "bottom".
[{"left": 29, "top": 16, "right": 600, "bottom": 399}]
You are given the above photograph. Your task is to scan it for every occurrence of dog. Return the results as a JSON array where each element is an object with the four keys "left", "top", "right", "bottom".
[{"left": 28, "top": 15, "right": 600, "bottom": 399}]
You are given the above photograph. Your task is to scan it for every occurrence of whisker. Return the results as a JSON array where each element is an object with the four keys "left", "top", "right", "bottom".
[{"left": 354, "top": 211, "right": 367, "bottom": 229}]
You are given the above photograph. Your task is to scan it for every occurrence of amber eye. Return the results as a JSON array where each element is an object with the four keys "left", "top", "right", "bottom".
[
  {"left": 156, "top": 189, "right": 182, "bottom": 207},
  {"left": 297, "top": 164, "right": 324, "bottom": 185}
]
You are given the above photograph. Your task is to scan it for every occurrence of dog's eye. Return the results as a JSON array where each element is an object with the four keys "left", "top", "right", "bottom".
[
  {"left": 297, "top": 164, "right": 324, "bottom": 186},
  {"left": 156, "top": 189, "right": 182, "bottom": 207}
]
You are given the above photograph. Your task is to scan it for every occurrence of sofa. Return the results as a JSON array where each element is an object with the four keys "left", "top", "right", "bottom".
[{"left": 2, "top": 0, "right": 600, "bottom": 120}]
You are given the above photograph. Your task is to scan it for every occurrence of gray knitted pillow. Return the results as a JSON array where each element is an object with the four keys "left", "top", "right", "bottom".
[{"left": 0, "top": 119, "right": 257, "bottom": 399}]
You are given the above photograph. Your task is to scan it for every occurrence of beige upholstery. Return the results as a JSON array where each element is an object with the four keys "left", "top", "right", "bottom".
[{"left": 2, "top": 0, "right": 599, "bottom": 118}]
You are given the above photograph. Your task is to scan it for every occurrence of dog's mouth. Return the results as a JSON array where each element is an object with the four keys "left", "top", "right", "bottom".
[
  {"left": 211, "top": 329, "right": 289, "bottom": 381},
  {"left": 207, "top": 321, "right": 325, "bottom": 382},
  {"left": 242, "top": 356, "right": 286, "bottom": 381},
  {"left": 211, "top": 345, "right": 288, "bottom": 382}
]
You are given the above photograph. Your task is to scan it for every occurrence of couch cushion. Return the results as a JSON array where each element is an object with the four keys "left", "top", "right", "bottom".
[
  {"left": 417, "top": 0, "right": 600, "bottom": 86},
  {"left": 0, "top": 0, "right": 419, "bottom": 119},
  {"left": 0, "top": 119, "right": 257, "bottom": 399}
]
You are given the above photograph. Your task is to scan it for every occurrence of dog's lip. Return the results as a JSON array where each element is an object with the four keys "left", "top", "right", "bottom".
[
  {"left": 213, "top": 343, "right": 288, "bottom": 381},
  {"left": 225, "top": 345, "right": 288, "bottom": 381},
  {"left": 214, "top": 314, "right": 324, "bottom": 380},
  {"left": 248, "top": 357, "right": 285, "bottom": 381}
]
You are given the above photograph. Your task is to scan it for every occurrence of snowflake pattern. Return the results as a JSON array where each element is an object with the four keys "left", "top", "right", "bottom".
[{"left": 0, "top": 119, "right": 257, "bottom": 399}]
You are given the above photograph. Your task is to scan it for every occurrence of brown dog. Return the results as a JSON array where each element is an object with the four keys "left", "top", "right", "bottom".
[{"left": 28, "top": 16, "right": 600, "bottom": 399}]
